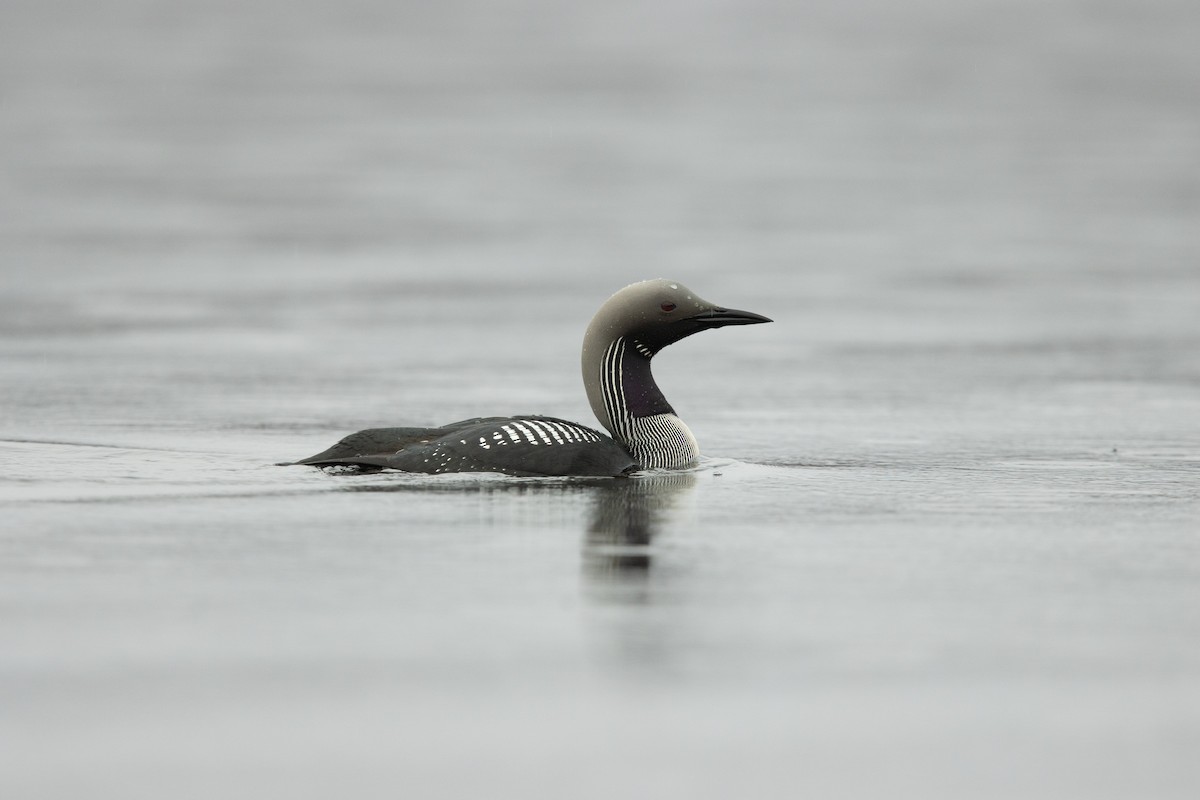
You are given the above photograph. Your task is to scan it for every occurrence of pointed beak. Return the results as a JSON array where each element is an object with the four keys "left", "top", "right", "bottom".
[{"left": 688, "top": 306, "right": 773, "bottom": 328}]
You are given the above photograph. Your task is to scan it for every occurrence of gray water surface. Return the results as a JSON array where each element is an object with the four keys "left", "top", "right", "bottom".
[{"left": 3, "top": 1, "right": 1199, "bottom": 798}]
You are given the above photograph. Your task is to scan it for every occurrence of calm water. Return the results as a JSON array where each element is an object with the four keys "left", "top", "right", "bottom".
[{"left": 3, "top": 1, "right": 1199, "bottom": 797}]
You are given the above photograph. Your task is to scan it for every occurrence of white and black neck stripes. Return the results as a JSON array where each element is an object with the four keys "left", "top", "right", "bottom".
[
  {"left": 599, "top": 336, "right": 700, "bottom": 469},
  {"left": 620, "top": 413, "right": 700, "bottom": 470}
]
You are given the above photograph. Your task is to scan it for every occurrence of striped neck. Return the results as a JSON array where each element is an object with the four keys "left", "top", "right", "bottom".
[{"left": 596, "top": 336, "right": 700, "bottom": 469}]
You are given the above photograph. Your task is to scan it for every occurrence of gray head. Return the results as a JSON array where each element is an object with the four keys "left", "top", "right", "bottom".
[{"left": 581, "top": 279, "right": 771, "bottom": 442}]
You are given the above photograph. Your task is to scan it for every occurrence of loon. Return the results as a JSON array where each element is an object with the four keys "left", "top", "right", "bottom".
[{"left": 287, "top": 279, "right": 770, "bottom": 477}]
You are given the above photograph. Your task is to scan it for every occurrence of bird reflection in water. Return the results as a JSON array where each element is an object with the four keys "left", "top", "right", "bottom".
[
  {"left": 336, "top": 470, "right": 696, "bottom": 603},
  {"left": 582, "top": 472, "right": 696, "bottom": 600}
]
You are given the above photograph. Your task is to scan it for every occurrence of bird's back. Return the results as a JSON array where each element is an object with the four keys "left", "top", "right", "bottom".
[{"left": 290, "top": 416, "right": 638, "bottom": 477}]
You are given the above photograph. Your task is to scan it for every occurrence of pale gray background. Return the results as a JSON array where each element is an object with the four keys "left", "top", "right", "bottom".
[{"left": 2, "top": 1, "right": 1198, "bottom": 798}]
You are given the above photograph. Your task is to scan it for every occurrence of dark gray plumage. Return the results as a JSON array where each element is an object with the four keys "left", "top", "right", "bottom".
[
  {"left": 291, "top": 416, "right": 636, "bottom": 477},
  {"left": 285, "top": 279, "right": 770, "bottom": 477}
]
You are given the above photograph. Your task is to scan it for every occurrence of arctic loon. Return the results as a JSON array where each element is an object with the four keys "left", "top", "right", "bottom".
[{"left": 287, "top": 279, "right": 771, "bottom": 477}]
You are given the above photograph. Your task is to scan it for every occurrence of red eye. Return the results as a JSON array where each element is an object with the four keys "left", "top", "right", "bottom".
[{"left": 660, "top": 303, "right": 677, "bottom": 312}]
